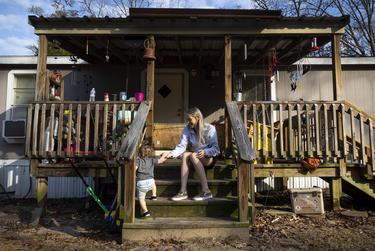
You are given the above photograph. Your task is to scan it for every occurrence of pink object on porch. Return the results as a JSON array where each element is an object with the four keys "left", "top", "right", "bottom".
[{"left": 135, "top": 92, "right": 144, "bottom": 103}]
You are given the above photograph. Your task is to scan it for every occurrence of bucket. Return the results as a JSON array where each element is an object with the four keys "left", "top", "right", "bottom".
[
  {"left": 135, "top": 92, "right": 144, "bottom": 103},
  {"left": 233, "top": 92, "right": 243, "bottom": 101}
]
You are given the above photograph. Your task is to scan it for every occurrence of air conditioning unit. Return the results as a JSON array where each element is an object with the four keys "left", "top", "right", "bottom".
[{"left": 2, "top": 120, "right": 26, "bottom": 144}]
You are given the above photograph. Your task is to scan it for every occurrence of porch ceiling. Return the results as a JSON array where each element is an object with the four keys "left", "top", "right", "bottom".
[{"left": 29, "top": 8, "right": 349, "bottom": 66}]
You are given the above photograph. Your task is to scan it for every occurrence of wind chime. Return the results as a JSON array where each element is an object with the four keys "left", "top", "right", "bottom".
[
  {"left": 105, "top": 39, "right": 110, "bottom": 63},
  {"left": 290, "top": 37, "right": 321, "bottom": 92},
  {"left": 267, "top": 48, "right": 278, "bottom": 84}
]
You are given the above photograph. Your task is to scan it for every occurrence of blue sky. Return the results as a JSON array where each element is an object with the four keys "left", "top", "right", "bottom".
[{"left": 0, "top": 0, "right": 255, "bottom": 56}]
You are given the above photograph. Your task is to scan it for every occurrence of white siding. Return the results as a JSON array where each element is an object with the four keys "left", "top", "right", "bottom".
[
  {"left": 0, "top": 159, "right": 94, "bottom": 198},
  {"left": 255, "top": 176, "right": 329, "bottom": 192}
]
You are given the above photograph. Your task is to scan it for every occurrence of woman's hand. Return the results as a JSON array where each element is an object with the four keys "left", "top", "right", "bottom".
[{"left": 196, "top": 150, "right": 205, "bottom": 159}]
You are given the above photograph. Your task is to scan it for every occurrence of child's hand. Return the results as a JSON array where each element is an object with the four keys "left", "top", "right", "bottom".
[{"left": 157, "top": 153, "right": 168, "bottom": 164}]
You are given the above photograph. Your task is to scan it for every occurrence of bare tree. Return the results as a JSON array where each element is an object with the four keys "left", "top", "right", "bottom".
[
  {"left": 254, "top": 0, "right": 375, "bottom": 56},
  {"left": 332, "top": 0, "right": 375, "bottom": 56}
]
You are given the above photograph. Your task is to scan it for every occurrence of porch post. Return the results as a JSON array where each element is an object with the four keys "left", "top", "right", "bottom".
[
  {"left": 224, "top": 35, "right": 232, "bottom": 154},
  {"left": 35, "top": 35, "right": 49, "bottom": 210},
  {"left": 36, "top": 35, "right": 48, "bottom": 101},
  {"left": 331, "top": 34, "right": 343, "bottom": 209},
  {"left": 332, "top": 34, "right": 343, "bottom": 101},
  {"left": 145, "top": 35, "right": 155, "bottom": 146}
]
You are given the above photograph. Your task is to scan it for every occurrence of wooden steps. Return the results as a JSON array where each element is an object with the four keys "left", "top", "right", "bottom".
[
  {"left": 342, "top": 173, "right": 375, "bottom": 200},
  {"left": 155, "top": 179, "right": 237, "bottom": 197},
  {"left": 121, "top": 158, "right": 250, "bottom": 241},
  {"left": 135, "top": 197, "right": 239, "bottom": 218},
  {"left": 123, "top": 217, "right": 249, "bottom": 241}
]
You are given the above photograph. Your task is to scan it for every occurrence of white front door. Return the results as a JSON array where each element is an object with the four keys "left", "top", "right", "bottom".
[{"left": 154, "top": 73, "right": 185, "bottom": 123}]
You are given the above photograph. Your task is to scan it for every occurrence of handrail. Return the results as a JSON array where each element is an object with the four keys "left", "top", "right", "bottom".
[
  {"left": 226, "top": 101, "right": 255, "bottom": 223},
  {"left": 25, "top": 101, "right": 140, "bottom": 158},
  {"left": 116, "top": 101, "right": 151, "bottom": 161},
  {"left": 235, "top": 100, "right": 374, "bottom": 177},
  {"left": 226, "top": 101, "right": 256, "bottom": 163}
]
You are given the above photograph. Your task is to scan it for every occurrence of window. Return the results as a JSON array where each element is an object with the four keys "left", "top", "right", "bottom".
[{"left": 6, "top": 70, "right": 36, "bottom": 120}]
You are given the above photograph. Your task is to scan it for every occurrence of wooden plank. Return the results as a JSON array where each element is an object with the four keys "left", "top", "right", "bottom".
[
  {"left": 238, "top": 162, "right": 249, "bottom": 222},
  {"left": 261, "top": 104, "right": 267, "bottom": 159},
  {"left": 112, "top": 104, "right": 117, "bottom": 156},
  {"left": 297, "top": 104, "right": 303, "bottom": 157},
  {"left": 124, "top": 158, "right": 136, "bottom": 223},
  {"left": 306, "top": 104, "right": 312, "bottom": 157},
  {"left": 103, "top": 103, "right": 109, "bottom": 152},
  {"left": 288, "top": 104, "right": 294, "bottom": 158},
  {"left": 35, "top": 35, "right": 48, "bottom": 101},
  {"left": 57, "top": 104, "right": 64, "bottom": 157},
  {"left": 224, "top": 35, "right": 232, "bottom": 152},
  {"left": 32, "top": 104, "right": 40, "bottom": 156},
  {"left": 314, "top": 104, "right": 321, "bottom": 156},
  {"left": 270, "top": 104, "right": 276, "bottom": 157},
  {"left": 332, "top": 104, "right": 339, "bottom": 157},
  {"left": 339, "top": 158, "right": 347, "bottom": 177},
  {"left": 359, "top": 113, "right": 366, "bottom": 165},
  {"left": 368, "top": 119, "right": 374, "bottom": 175},
  {"left": 254, "top": 167, "right": 338, "bottom": 177},
  {"left": 117, "top": 102, "right": 151, "bottom": 160},
  {"left": 324, "top": 104, "right": 330, "bottom": 158},
  {"left": 66, "top": 104, "right": 73, "bottom": 156},
  {"left": 249, "top": 162, "right": 255, "bottom": 224},
  {"left": 39, "top": 104, "right": 46, "bottom": 157},
  {"left": 49, "top": 104, "right": 55, "bottom": 155},
  {"left": 243, "top": 105, "right": 247, "bottom": 131},
  {"left": 340, "top": 104, "right": 347, "bottom": 158},
  {"left": 146, "top": 60, "right": 155, "bottom": 140},
  {"left": 94, "top": 104, "right": 100, "bottom": 152},
  {"left": 332, "top": 34, "right": 343, "bottom": 101},
  {"left": 226, "top": 102, "right": 255, "bottom": 162},
  {"left": 76, "top": 104, "right": 82, "bottom": 155},
  {"left": 331, "top": 177, "right": 342, "bottom": 210},
  {"left": 25, "top": 104, "right": 33, "bottom": 157},
  {"left": 350, "top": 108, "right": 356, "bottom": 161},
  {"left": 252, "top": 104, "right": 258, "bottom": 159},
  {"left": 85, "top": 104, "right": 91, "bottom": 153},
  {"left": 279, "top": 104, "right": 285, "bottom": 158}
]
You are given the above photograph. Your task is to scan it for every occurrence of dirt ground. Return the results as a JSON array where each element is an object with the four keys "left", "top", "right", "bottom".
[{"left": 0, "top": 198, "right": 374, "bottom": 251}]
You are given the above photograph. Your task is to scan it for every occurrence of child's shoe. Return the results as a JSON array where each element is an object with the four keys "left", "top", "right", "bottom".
[{"left": 150, "top": 195, "right": 157, "bottom": 201}]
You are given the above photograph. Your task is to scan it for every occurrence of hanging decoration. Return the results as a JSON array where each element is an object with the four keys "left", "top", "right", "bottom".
[
  {"left": 105, "top": 39, "right": 110, "bottom": 63},
  {"left": 143, "top": 37, "right": 156, "bottom": 61},
  {"left": 243, "top": 43, "right": 248, "bottom": 61},
  {"left": 310, "top": 37, "right": 320, "bottom": 52},
  {"left": 267, "top": 48, "right": 279, "bottom": 84},
  {"left": 290, "top": 60, "right": 304, "bottom": 92},
  {"left": 86, "top": 38, "right": 89, "bottom": 55}
]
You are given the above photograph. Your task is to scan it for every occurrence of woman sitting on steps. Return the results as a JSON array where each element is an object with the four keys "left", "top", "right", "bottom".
[{"left": 161, "top": 107, "right": 220, "bottom": 201}]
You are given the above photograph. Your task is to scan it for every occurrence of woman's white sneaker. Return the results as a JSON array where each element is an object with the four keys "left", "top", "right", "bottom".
[
  {"left": 193, "top": 191, "right": 213, "bottom": 201},
  {"left": 171, "top": 191, "right": 188, "bottom": 201}
]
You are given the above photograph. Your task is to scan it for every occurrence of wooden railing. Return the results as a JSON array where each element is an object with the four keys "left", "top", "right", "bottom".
[
  {"left": 237, "top": 101, "right": 375, "bottom": 176},
  {"left": 226, "top": 101, "right": 256, "bottom": 223},
  {"left": 25, "top": 101, "right": 140, "bottom": 159},
  {"left": 116, "top": 101, "right": 151, "bottom": 223}
]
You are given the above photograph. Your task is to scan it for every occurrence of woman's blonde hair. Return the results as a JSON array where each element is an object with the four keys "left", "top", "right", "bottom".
[{"left": 187, "top": 107, "right": 206, "bottom": 145}]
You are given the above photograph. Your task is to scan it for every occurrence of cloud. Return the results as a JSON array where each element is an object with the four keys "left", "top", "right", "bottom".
[
  {"left": 0, "top": 36, "right": 37, "bottom": 55},
  {"left": 0, "top": 14, "right": 30, "bottom": 31}
]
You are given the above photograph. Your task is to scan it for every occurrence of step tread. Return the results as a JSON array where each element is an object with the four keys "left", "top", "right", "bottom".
[
  {"left": 123, "top": 217, "right": 248, "bottom": 229},
  {"left": 156, "top": 159, "right": 234, "bottom": 167},
  {"left": 137, "top": 196, "right": 237, "bottom": 205},
  {"left": 155, "top": 179, "right": 236, "bottom": 185}
]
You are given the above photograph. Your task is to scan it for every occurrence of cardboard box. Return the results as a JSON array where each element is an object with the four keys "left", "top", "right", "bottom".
[{"left": 290, "top": 188, "right": 324, "bottom": 215}]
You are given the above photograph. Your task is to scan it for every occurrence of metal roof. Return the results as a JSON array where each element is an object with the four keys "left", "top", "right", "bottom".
[{"left": 26, "top": 8, "right": 350, "bottom": 66}]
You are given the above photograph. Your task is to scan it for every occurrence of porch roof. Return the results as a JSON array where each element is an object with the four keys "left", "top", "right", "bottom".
[{"left": 28, "top": 8, "right": 350, "bottom": 65}]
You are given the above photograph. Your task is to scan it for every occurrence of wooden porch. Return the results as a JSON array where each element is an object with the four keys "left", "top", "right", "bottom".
[{"left": 25, "top": 8, "right": 375, "bottom": 241}]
